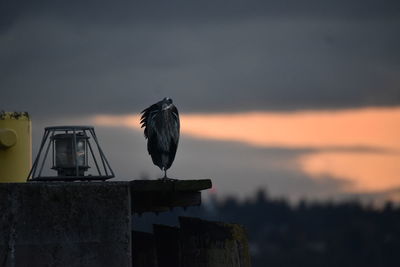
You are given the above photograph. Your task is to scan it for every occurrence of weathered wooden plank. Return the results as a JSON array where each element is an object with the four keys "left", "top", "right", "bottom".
[
  {"left": 130, "top": 179, "right": 212, "bottom": 192},
  {"left": 132, "top": 192, "right": 201, "bottom": 214},
  {"left": 179, "top": 216, "right": 252, "bottom": 267},
  {"left": 130, "top": 180, "right": 209, "bottom": 214},
  {"left": 169, "top": 192, "right": 201, "bottom": 207}
]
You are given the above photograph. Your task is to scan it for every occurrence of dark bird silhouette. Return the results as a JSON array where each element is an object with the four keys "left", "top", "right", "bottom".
[{"left": 140, "top": 97, "right": 180, "bottom": 179}]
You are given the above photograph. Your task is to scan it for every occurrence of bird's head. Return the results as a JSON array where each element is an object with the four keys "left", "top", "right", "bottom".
[{"left": 161, "top": 97, "right": 174, "bottom": 111}]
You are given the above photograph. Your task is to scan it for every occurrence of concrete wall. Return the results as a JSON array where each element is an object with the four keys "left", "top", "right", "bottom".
[{"left": 0, "top": 182, "right": 131, "bottom": 267}]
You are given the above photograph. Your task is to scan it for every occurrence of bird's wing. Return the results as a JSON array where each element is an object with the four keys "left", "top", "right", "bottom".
[
  {"left": 170, "top": 106, "right": 180, "bottom": 145},
  {"left": 140, "top": 104, "right": 158, "bottom": 139}
]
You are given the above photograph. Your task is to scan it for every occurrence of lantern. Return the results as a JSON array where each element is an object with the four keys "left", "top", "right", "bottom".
[{"left": 27, "top": 126, "right": 114, "bottom": 181}]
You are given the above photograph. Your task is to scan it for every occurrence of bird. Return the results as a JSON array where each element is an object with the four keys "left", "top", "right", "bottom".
[{"left": 140, "top": 97, "right": 180, "bottom": 179}]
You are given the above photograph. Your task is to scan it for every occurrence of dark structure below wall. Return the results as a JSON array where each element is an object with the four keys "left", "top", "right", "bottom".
[{"left": 0, "top": 180, "right": 251, "bottom": 267}]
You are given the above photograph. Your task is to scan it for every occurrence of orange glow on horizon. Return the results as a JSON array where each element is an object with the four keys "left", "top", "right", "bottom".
[
  {"left": 91, "top": 107, "right": 400, "bottom": 194},
  {"left": 92, "top": 107, "right": 400, "bottom": 150},
  {"left": 298, "top": 152, "right": 400, "bottom": 192}
]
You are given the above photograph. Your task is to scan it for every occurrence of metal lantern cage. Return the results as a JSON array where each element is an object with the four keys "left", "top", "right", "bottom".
[{"left": 27, "top": 126, "right": 114, "bottom": 181}]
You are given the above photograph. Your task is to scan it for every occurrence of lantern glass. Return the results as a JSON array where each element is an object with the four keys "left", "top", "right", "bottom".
[{"left": 53, "top": 133, "right": 89, "bottom": 176}]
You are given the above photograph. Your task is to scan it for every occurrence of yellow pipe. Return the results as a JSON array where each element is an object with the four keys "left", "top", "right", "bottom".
[{"left": 0, "top": 112, "right": 31, "bottom": 182}]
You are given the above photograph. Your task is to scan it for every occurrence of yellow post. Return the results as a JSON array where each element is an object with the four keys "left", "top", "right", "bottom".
[{"left": 0, "top": 112, "right": 31, "bottom": 182}]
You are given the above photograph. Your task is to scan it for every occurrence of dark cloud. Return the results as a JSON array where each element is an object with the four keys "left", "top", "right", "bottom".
[
  {"left": 2, "top": 0, "right": 400, "bottom": 27},
  {"left": 1, "top": 0, "right": 400, "bottom": 118}
]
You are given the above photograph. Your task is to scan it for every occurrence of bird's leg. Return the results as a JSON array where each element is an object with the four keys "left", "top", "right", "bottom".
[{"left": 159, "top": 168, "right": 178, "bottom": 181}]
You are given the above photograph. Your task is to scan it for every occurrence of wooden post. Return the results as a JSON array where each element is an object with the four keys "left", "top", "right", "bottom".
[
  {"left": 179, "top": 217, "right": 251, "bottom": 267},
  {"left": 153, "top": 224, "right": 180, "bottom": 267},
  {"left": 132, "top": 231, "right": 157, "bottom": 267}
]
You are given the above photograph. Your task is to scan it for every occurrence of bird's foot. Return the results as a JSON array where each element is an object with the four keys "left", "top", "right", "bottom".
[{"left": 158, "top": 177, "right": 178, "bottom": 182}]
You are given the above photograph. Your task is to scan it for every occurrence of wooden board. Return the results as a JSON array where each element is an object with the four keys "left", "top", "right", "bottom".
[
  {"left": 130, "top": 179, "right": 212, "bottom": 192},
  {"left": 130, "top": 179, "right": 212, "bottom": 214}
]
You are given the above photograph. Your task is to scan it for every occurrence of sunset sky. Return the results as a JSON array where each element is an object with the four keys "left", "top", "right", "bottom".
[
  {"left": 2, "top": 0, "right": 400, "bottom": 203},
  {"left": 92, "top": 107, "right": 400, "bottom": 198}
]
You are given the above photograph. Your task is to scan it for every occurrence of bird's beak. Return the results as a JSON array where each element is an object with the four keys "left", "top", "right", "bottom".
[{"left": 162, "top": 103, "right": 173, "bottom": 111}]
